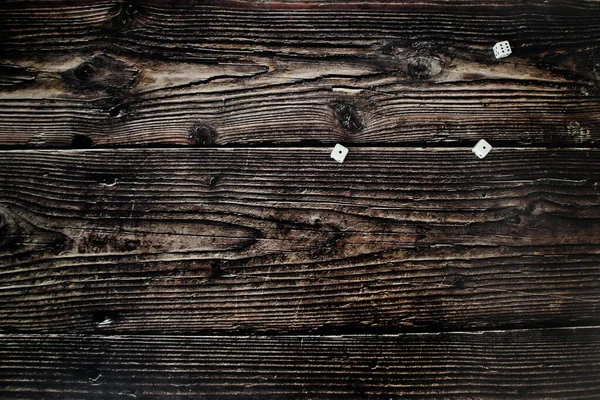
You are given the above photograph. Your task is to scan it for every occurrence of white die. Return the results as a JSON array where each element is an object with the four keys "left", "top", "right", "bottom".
[
  {"left": 493, "top": 41, "right": 512, "bottom": 59},
  {"left": 331, "top": 144, "right": 348, "bottom": 163},
  {"left": 472, "top": 139, "right": 492, "bottom": 159}
]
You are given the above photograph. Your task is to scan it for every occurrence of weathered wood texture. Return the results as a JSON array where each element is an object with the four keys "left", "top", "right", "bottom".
[
  {"left": 1, "top": 328, "right": 600, "bottom": 399},
  {"left": 1, "top": 1, "right": 600, "bottom": 147},
  {"left": 1, "top": 148, "right": 599, "bottom": 333}
]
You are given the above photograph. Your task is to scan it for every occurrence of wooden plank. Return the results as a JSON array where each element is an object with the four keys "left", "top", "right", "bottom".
[
  {"left": 1, "top": 328, "right": 600, "bottom": 398},
  {"left": 1, "top": 1, "right": 600, "bottom": 146},
  {"left": 3, "top": 0, "right": 600, "bottom": 58},
  {"left": 0, "top": 148, "right": 599, "bottom": 333}
]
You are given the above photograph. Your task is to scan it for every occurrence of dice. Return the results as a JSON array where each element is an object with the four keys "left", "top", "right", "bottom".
[
  {"left": 493, "top": 41, "right": 512, "bottom": 59},
  {"left": 331, "top": 144, "right": 349, "bottom": 163},
  {"left": 472, "top": 139, "right": 492, "bottom": 159}
]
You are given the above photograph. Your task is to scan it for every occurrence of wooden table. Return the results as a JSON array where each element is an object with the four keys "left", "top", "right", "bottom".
[{"left": 1, "top": 1, "right": 599, "bottom": 398}]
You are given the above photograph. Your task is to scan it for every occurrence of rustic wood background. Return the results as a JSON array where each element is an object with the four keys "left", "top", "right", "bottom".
[{"left": 1, "top": 0, "right": 599, "bottom": 398}]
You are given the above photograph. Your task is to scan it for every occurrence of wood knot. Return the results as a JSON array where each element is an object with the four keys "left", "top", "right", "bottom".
[
  {"left": 407, "top": 57, "right": 440, "bottom": 80},
  {"left": 108, "top": 104, "right": 123, "bottom": 118},
  {"left": 71, "top": 134, "right": 93, "bottom": 148},
  {"left": 525, "top": 202, "right": 539, "bottom": 215},
  {"left": 0, "top": 209, "right": 7, "bottom": 236},
  {"left": 111, "top": 3, "right": 139, "bottom": 31},
  {"left": 0, "top": 207, "right": 20, "bottom": 253},
  {"left": 450, "top": 275, "right": 466, "bottom": 289},
  {"left": 125, "top": 3, "right": 138, "bottom": 16},
  {"left": 379, "top": 41, "right": 443, "bottom": 79},
  {"left": 209, "top": 261, "right": 223, "bottom": 278},
  {"left": 208, "top": 176, "right": 220, "bottom": 188},
  {"left": 189, "top": 123, "right": 217, "bottom": 146},
  {"left": 74, "top": 63, "right": 95, "bottom": 81},
  {"left": 0, "top": 206, "right": 70, "bottom": 256},
  {"left": 333, "top": 102, "right": 363, "bottom": 133},
  {"left": 63, "top": 54, "right": 138, "bottom": 92}
]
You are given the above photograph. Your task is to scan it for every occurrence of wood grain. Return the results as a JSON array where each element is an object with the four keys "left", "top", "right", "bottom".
[
  {"left": 1, "top": 327, "right": 600, "bottom": 399},
  {"left": 0, "top": 148, "right": 599, "bottom": 333},
  {"left": 1, "top": 0, "right": 600, "bottom": 146}
]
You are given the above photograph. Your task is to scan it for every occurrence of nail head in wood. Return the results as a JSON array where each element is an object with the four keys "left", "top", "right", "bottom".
[
  {"left": 472, "top": 139, "right": 492, "bottom": 159},
  {"left": 331, "top": 144, "right": 349, "bottom": 163}
]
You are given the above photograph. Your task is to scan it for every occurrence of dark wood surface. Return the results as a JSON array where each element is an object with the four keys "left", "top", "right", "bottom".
[
  {"left": 1, "top": 148, "right": 599, "bottom": 334},
  {"left": 2, "top": 327, "right": 600, "bottom": 399},
  {"left": 1, "top": 0, "right": 600, "bottom": 398},
  {"left": 1, "top": 0, "right": 600, "bottom": 147}
]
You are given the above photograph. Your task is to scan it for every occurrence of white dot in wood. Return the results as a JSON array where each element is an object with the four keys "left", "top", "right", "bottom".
[
  {"left": 331, "top": 144, "right": 349, "bottom": 163},
  {"left": 472, "top": 139, "right": 492, "bottom": 159},
  {"left": 493, "top": 41, "right": 512, "bottom": 59}
]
